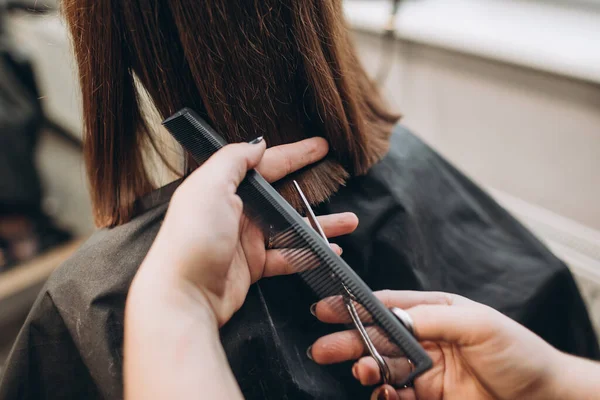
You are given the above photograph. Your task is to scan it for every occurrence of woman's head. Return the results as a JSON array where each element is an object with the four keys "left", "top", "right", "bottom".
[{"left": 63, "top": 0, "right": 399, "bottom": 227}]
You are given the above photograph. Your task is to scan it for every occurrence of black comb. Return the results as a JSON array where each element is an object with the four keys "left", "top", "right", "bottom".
[{"left": 163, "top": 107, "right": 432, "bottom": 385}]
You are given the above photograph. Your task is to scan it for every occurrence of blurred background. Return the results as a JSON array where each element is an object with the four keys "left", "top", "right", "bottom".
[{"left": 0, "top": 0, "right": 598, "bottom": 374}]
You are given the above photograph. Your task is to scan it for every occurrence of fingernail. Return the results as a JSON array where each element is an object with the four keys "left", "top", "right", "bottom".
[
  {"left": 310, "top": 303, "right": 317, "bottom": 317},
  {"left": 352, "top": 363, "right": 359, "bottom": 380},
  {"left": 330, "top": 244, "right": 343, "bottom": 255},
  {"left": 376, "top": 387, "right": 390, "bottom": 400},
  {"left": 248, "top": 136, "right": 264, "bottom": 144},
  {"left": 306, "top": 345, "right": 314, "bottom": 361}
]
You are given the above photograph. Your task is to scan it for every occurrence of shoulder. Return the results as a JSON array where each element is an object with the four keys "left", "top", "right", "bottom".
[
  {"left": 386, "top": 124, "right": 438, "bottom": 164},
  {"left": 5, "top": 205, "right": 169, "bottom": 398},
  {"left": 365, "top": 124, "right": 442, "bottom": 190},
  {"left": 45, "top": 203, "right": 168, "bottom": 308}
]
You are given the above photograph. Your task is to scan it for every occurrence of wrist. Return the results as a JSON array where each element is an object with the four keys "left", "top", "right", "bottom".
[
  {"left": 546, "top": 351, "right": 600, "bottom": 400},
  {"left": 533, "top": 348, "right": 568, "bottom": 400},
  {"left": 130, "top": 260, "right": 219, "bottom": 330},
  {"left": 125, "top": 266, "right": 239, "bottom": 400}
]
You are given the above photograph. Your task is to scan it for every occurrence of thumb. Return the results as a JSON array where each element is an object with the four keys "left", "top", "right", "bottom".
[{"left": 199, "top": 137, "right": 267, "bottom": 190}]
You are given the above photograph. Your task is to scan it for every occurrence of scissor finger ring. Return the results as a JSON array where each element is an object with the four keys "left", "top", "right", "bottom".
[{"left": 389, "top": 307, "right": 414, "bottom": 336}]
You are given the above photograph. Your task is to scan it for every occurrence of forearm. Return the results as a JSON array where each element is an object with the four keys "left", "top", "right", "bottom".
[
  {"left": 550, "top": 352, "right": 600, "bottom": 399},
  {"left": 124, "top": 272, "right": 243, "bottom": 400}
]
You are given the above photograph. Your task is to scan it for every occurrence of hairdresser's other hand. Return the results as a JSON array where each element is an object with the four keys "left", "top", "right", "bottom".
[
  {"left": 138, "top": 137, "right": 358, "bottom": 327},
  {"left": 310, "top": 290, "right": 565, "bottom": 400}
]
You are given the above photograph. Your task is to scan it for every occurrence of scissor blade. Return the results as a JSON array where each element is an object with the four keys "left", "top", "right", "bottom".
[{"left": 293, "top": 180, "right": 328, "bottom": 243}]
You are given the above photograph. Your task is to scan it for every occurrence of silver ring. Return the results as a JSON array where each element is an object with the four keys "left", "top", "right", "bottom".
[
  {"left": 389, "top": 307, "right": 415, "bottom": 336},
  {"left": 390, "top": 308, "right": 416, "bottom": 388},
  {"left": 407, "top": 358, "right": 415, "bottom": 372},
  {"left": 406, "top": 358, "right": 415, "bottom": 378},
  {"left": 400, "top": 359, "right": 415, "bottom": 389}
]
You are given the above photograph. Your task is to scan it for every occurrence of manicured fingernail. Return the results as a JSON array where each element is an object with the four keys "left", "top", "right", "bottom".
[
  {"left": 306, "top": 345, "right": 314, "bottom": 361},
  {"left": 330, "top": 244, "right": 343, "bottom": 255},
  {"left": 352, "top": 363, "right": 359, "bottom": 380},
  {"left": 310, "top": 303, "right": 317, "bottom": 317},
  {"left": 377, "top": 387, "right": 390, "bottom": 400},
  {"left": 248, "top": 136, "right": 263, "bottom": 144}
]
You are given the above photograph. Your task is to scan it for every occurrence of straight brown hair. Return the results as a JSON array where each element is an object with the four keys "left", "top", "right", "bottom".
[{"left": 63, "top": 0, "right": 400, "bottom": 227}]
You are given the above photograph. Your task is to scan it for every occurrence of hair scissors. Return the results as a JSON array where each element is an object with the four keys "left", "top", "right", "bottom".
[{"left": 293, "top": 181, "right": 415, "bottom": 386}]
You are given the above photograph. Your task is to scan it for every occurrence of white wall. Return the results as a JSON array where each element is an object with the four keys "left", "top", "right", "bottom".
[
  {"left": 356, "top": 32, "right": 600, "bottom": 232},
  {"left": 353, "top": 31, "right": 600, "bottom": 331}
]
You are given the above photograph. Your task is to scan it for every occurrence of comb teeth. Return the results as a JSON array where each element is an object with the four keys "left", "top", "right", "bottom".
[
  {"left": 163, "top": 108, "right": 433, "bottom": 384},
  {"left": 162, "top": 108, "right": 227, "bottom": 165}
]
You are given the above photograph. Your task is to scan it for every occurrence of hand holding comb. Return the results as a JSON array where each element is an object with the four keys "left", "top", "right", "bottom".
[{"left": 162, "top": 107, "right": 433, "bottom": 387}]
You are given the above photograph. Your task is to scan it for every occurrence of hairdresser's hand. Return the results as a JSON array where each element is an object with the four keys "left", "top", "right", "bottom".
[
  {"left": 310, "top": 290, "right": 565, "bottom": 400},
  {"left": 138, "top": 137, "right": 358, "bottom": 327}
]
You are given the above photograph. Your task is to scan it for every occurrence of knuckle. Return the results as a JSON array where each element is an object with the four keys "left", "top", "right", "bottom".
[
  {"left": 350, "top": 338, "right": 365, "bottom": 359},
  {"left": 237, "top": 158, "right": 248, "bottom": 178},
  {"left": 430, "top": 292, "right": 455, "bottom": 306},
  {"left": 230, "top": 194, "right": 243, "bottom": 213},
  {"left": 304, "top": 138, "right": 319, "bottom": 155},
  {"left": 282, "top": 150, "right": 294, "bottom": 175},
  {"left": 220, "top": 143, "right": 239, "bottom": 157},
  {"left": 307, "top": 136, "right": 327, "bottom": 154},
  {"left": 378, "top": 290, "right": 393, "bottom": 306},
  {"left": 271, "top": 146, "right": 293, "bottom": 175},
  {"left": 212, "top": 178, "right": 231, "bottom": 193}
]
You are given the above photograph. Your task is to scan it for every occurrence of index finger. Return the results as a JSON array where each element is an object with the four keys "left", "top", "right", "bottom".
[
  {"left": 314, "top": 290, "right": 470, "bottom": 324},
  {"left": 257, "top": 137, "right": 329, "bottom": 182}
]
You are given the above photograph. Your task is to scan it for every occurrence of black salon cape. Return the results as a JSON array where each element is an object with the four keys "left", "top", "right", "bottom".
[{"left": 2, "top": 125, "right": 598, "bottom": 399}]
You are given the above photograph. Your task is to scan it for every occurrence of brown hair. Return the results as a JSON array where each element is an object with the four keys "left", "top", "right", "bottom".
[{"left": 63, "top": 0, "right": 400, "bottom": 227}]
